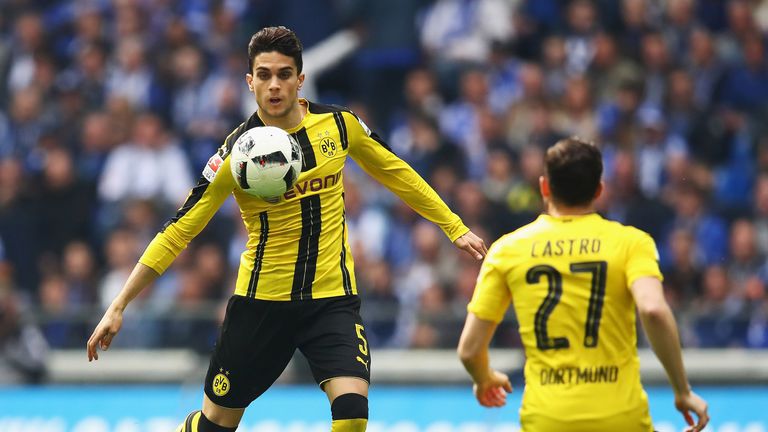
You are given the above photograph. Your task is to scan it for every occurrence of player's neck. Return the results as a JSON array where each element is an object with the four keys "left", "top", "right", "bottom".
[
  {"left": 546, "top": 202, "right": 596, "bottom": 218},
  {"left": 259, "top": 100, "right": 307, "bottom": 131}
]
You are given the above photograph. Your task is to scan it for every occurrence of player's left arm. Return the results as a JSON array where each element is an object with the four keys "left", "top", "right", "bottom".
[
  {"left": 458, "top": 241, "right": 513, "bottom": 407},
  {"left": 458, "top": 314, "right": 512, "bottom": 408},
  {"left": 345, "top": 112, "right": 487, "bottom": 259}
]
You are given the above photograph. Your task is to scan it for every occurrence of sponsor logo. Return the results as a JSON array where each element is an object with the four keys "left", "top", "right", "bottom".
[
  {"left": 283, "top": 172, "right": 342, "bottom": 199},
  {"left": 202, "top": 154, "right": 224, "bottom": 182}
]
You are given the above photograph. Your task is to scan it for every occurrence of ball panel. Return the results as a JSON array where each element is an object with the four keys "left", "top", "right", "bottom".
[{"left": 229, "top": 126, "right": 304, "bottom": 200}]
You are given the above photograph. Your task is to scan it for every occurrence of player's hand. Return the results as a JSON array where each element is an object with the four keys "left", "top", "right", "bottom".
[
  {"left": 86, "top": 306, "right": 124, "bottom": 362},
  {"left": 473, "top": 369, "right": 512, "bottom": 408},
  {"left": 454, "top": 231, "right": 488, "bottom": 260},
  {"left": 675, "top": 390, "right": 709, "bottom": 431}
]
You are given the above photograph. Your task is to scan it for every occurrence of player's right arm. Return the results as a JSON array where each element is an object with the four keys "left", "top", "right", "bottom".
[
  {"left": 458, "top": 240, "right": 513, "bottom": 407},
  {"left": 87, "top": 145, "right": 237, "bottom": 361},
  {"left": 630, "top": 277, "right": 709, "bottom": 431},
  {"left": 627, "top": 232, "right": 710, "bottom": 431},
  {"left": 87, "top": 263, "right": 158, "bottom": 361}
]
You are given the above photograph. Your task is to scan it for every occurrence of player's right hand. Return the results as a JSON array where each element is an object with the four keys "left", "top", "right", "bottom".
[
  {"left": 675, "top": 390, "right": 709, "bottom": 431},
  {"left": 86, "top": 306, "right": 124, "bottom": 362},
  {"left": 473, "top": 369, "right": 513, "bottom": 408}
]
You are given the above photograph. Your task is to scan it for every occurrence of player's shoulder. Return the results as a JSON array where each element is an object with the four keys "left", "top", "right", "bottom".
[
  {"left": 307, "top": 100, "right": 372, "bottom": 135},
  {"left": 488, "top": 218, "right": 543, "bottom": 254},
  {"left": 307, "top": 100, "right": 352, "bottom": 115},
  {"left": 222, "top": 112, "right": 265, "bottom": 155},
  {"left": 596, "top": 216, "right": 654, "bottom": 242}
]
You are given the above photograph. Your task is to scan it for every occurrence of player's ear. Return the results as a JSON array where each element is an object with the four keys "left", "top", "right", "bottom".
[
  {"left": 593, "top": 181, "right": 604, "bottom": 201},
  {"left": 297, "top": 73, "right": 305, "bottom": 90},
  {"left": 539, "top": 176, "right": 550, "bottom": 199},
  {"left": 245, "top": 74, "right": 254, "bottom": 92}
]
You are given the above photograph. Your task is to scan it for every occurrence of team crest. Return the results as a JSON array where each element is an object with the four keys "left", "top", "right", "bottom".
[
  {"left": 319, "top": 137, "right": 338, "bottom": 158},
  {"left": 212, "top": 370, "right": 230, "bottom": 396}
]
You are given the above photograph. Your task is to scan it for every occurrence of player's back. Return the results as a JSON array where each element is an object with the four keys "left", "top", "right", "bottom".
[{"left": 495, "top": 213, "right": 659, "bottom": 431}]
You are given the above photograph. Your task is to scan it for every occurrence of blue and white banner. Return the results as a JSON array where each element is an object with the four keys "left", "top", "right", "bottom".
[{"left": 0, "top": 386, "right": 766, "bottom": 432}]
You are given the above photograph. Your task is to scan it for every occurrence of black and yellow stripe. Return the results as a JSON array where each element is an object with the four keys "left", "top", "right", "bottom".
[
  {"left": 291, "top": 194, "right": 322, "bottom": 300},
  {"left": 339, "top": 197, "right": 352, "bottom": 295},
  {"left": 292, "top": 128, "right": 317, "bottom": 171},
  {"left": 246, "top": 211, "right": 269, "bottom": 298},
  {"left": 333, "top": 111, "right": 349, "bottom": 150}
]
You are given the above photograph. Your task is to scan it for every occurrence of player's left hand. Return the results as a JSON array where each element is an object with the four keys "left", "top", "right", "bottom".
[
  {"left": 473, "top": 369, "right": 512, "bottom": 408},
  {"left": 454, "top": 231, "right": 488, "bottom": 260}
]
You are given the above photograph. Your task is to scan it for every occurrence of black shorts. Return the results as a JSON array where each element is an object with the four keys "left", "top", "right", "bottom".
[{"left": 203, "top": 294, "right": 371, "bottom": 408}]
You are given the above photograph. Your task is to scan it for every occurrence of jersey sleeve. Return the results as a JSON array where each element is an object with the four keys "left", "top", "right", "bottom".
[
  {"left": 345, "top": 112, "right": 469, "bottom": 242},
  {"left": 467, "top": 241, "right": 512, "bottom": 323},
  {"left": 139, "top": 149, "right": 236, "bottom": 274},
  {"left": 625, "top": 230, "right": 664, "bottom": 286}
]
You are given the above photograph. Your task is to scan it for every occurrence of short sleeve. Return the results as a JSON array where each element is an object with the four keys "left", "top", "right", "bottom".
[
  {"left": 625, "top": 231, "right": 663, "bottom": 286},
  {"left": 467, "top": 243, "right": 512, "bottom": 323}
]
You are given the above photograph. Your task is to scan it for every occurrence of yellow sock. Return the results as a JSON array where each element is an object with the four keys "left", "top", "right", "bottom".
[
  {"left": 175, "top": 411, "right": 202, "bottom": 432},
  {"left": 331, "top": 418, "right": 368, "bottom": 432}
]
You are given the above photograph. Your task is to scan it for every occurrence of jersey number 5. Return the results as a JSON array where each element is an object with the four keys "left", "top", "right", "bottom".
[{"left": 526, "top": 261, "right": 607, "bottom": 350}]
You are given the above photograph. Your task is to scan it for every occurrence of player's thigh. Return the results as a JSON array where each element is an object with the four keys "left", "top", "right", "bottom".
[
  {"left": 297, "top": 295, "right": 371, "bottom": 387},
  {"left": 204, "top": 295, "right": 298, "bottom": 408}
]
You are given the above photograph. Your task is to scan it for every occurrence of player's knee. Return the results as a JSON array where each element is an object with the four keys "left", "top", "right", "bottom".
[
  {"left": 331, "top": 393, "right": 369, "bottom": 420},
  {"left": 177, "top": 410, "right": 237, "bottom": 432}
]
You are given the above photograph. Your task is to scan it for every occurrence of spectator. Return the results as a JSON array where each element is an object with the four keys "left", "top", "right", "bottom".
[
  {"left": 552, "top": 75, "right": 598, "bottom": 140},
  {"left": 98, "top": 113, "right": 193, "bottom": 226},
  {"left": 693, "top": 265, "right": 748, "bottom": 347},
  {"left": 663, "top": 183, "right": 728, "bottom": 267},
  {"left": 0, "top": 158, "right": 41, "bottom": 294},
  {"left": 0, "top": 285, "right": 48, "bottom": 384},
  {"left": 358, "top": 260, "right": 403, "bottom": 348},
  {"left": 685, "top": 28, "right": 726, "bottom": 108},
  {"left": 662, "top": 227, "right": 703, "bottom": 309},
  {"left": 587, "top": 32, "right": 642, "bottom": 105},
  {"left": 34, "top": 147, "right": 94, "bottom": 257},
  {"left": 726, "top": 219, "right": 764, "bottom": 298},
  {"left": 439, "top": 68, "right": 492, "bottom": 179},
  {"left": 664, "top": 0, "right": 696, "bottom": 58},
  {"left": 105, "top": 37, "right": 161, "bottom": 111},
  {"left": 753, "top": 173, "right": 768, "bottom": 257},
  {"left": 719, "top": 33, "right": 768, "bottom": 113}
]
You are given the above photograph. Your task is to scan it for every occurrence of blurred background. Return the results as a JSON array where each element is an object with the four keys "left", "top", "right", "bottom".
[{"left": 0, "top": 0, "right": 767, "bottom": 431}]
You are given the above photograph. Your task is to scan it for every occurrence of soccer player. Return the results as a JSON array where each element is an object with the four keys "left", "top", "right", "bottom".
[
  {"left": 457, "top": 138, "right": 709, "bottom": 431},
  {"left": 86, "top": 26, "right": 487, "bottom": 432}
]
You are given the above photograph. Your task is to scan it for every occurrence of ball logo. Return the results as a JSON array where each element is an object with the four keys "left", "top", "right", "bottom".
[
  {"left": 212, "top": 373, "right": 230, "bottom": 397},
  {"left": 319, "top": 137, "right": 337, "bottom": 158}
]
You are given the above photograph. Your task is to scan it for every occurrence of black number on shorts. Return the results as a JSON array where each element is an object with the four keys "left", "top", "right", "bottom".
[{"left": 527, "top": 261, "right": 608, "bottom": 350}]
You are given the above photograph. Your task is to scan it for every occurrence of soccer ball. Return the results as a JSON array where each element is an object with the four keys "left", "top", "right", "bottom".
[{"left": 230, "top": 126, "right": 303, "bottom": 201}]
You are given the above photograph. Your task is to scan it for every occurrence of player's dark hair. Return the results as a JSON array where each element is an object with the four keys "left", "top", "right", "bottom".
[
  {"left": 248, "top": 26, "right": 303, "bottom": 73},
  {"left": 545, "top": 137, "right": 603, "bottom": 207}
]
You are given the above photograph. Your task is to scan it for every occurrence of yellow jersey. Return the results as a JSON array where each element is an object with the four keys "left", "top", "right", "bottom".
[
  {"left": 139, "top": 99, "right": 469, "bottom": 300},
  {"left": 468, "top": 213, "right": 662, "bottom": 432}
]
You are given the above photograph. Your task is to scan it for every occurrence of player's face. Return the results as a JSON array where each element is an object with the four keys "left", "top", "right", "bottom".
[{"left": 246, "top": 51, "right": 305, "bottom": 119}]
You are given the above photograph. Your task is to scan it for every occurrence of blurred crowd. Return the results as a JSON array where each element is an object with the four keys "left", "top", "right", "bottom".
[{"left": 1, "top": 0, "right": 768, "bottom": 382}]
